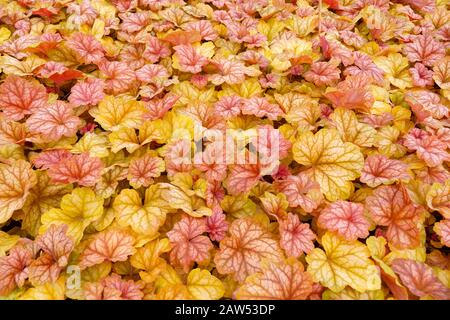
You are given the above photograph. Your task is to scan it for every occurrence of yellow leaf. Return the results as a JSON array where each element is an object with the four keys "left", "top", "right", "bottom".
[
  {"left": 293, "top": 129, "right": 364, "bottom": 201},
  {"left": 306, "top": 232, "right": 381, "bottom": 292},
  {"left": 220, "top": 195, "right": 257, "bottom": 219},
  {"left": 72, "top": 132, "right": 110, "bottom": 158},
  {"left": 22, "top": 171, "right": 72, "bottom": 236},
  {"left": 155, "top": 265, "right": 183, "bottom": 290},
  {"left": 172, "top": 81, "right": 216, "bottom": 105},
  {"left": 113, "top": 185, "right": 167, "bottom": 235},
  {"left": 109, "top": 127, "right": 140, "bottom": 153},
  {"left": 0, "top": 27, "right": 11, "bottom": 45},
  {"left": 330, "top": 108, "right": 376, "bottom": 148},
  {"left": 235, "top": 259, "right": 313, "bottom": 300},
  {"left": 0, "top": 231, "right": 19, "bottom": 257},
  {"left": 366, "top": 236, "right": 387, "bottom": 260},
  {"left": 322, "top": 287, "right": 385, "bottom": 300},
  {"left": 257, "top": 18, "right": 286, "bottom": 41},
  {"left": 130, "top": 238, "right": 171, "bottom": 271},
  {"left": 220, "top": 79, "right": 262, "bottom": 98},
  {"left": 91, "top": 19, "right": 105, "bottom": 40},
  {"left": 0, "top": 159, "right": 37, "bottom": 224},
  {"left": 196, "top": 41, "right": 215, "bottom": 59},
  {"left": 81, "top": 262, "right": 112, "bottom": 283},
  {"left": 19, "top": 276, "right": 66, "bottom": 300},
  {"left": 139, "top": 119, "right": 172, "bottom": 145},
  {"left": 0, "top": 54, "right": 45, "bottom": 76},
  {"left": 274, "top": 93, "right": 320, "bottom": 128},
  {"left": 159, "top": 183, "right": 212, "bottom": 217},
  {"left": 286, "top": 15, "right": 318, "bottom": 37},
  {"left": 89, "top": 95, "right": 145, "bottom": 131},
  {"left": 91, "top": 0, "right": 117, "bottom": 19},
  {"left": 374, "top": 126, "right": 407, "bottom": 158},
  {"left": 186, "top": 268, "right": 225, "bottom": 300},
  {"left": 426, "top": 181, "right": 450, "bottom": 218},
  {"left": 40, "top": 188, "right": 104, "bottom": 243},
  {"left": 374, "top": 53, "right": 413, "bottom": 89},
  {"left": 383, "top": 246, "right": 426, "bottom": 265}
]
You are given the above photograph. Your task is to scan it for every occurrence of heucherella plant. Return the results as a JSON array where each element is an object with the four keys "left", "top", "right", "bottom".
[{"left": 0, "top": 0, "right": 449, "bottom": 301}]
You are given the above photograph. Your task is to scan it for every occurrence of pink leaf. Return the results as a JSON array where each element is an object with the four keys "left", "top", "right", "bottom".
[
  {"left": 26, "top": 101, "right": 81, "bottom": 141},
  {"left": 79, "top": 229, "right": 136, "bottom": 269},
  {"left": 48, "top": 152, "right": 104, "bottom": 187},
  {"left": 318, "top": 201, "right": 370, "bottom": 241},
  {"left": 366, "top": 185, "right": 421, "bottom": 249},
  {"left": 167, "top": 215, "right": 213, "bottom": 272},
  {"left": 280, "top": 213, "right": 316, "bottom": 257},
  {"left": 392, "top": 259, "right": 450, "bottom": 299},
  {"left": 0, "top": 76, "right": 48, "bottom": 121},
  {"left": 360, "top": 154, "right": 410, "bottom": 187},
  {"left": 68, "top": 78, "right": 105, "bottom": 107}
]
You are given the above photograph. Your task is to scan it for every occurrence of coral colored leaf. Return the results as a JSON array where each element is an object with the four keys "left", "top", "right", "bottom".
[
  {"left": 306, "top": 232, "right": 381, "bottom": 292},
  {"left": 236, "top": 259, "right": 313, "bottom": 300},
  {"left": 79, "top": 229, "right": 136, "bottom": 269},
  {"left": 84, "top": 273, "right": 143, "bottom": 300},
  {"left": 68, "top": 78, "right": 105, "bottom": 107},
  {"left": 206, "top": 212, "right": 229, "bottom": 242},
  {"left": 26, "top": 101, "right": 80, "bottom": 141},
  {"left": 434, "top": 220, "right": 450, "bottom": 247},
  {"left": 0, "top": 76, "right": 48, "bottom": 121},
  {"left": 225, "top": 164, "right": 261, "bottom": 195},
  {"left": 0, "top": 160, "right": 37, "bottom": 224},
  {"left": 325, "top": 75, "right": 374, "bottom": 113},
  {"left": 0, "top": 245, "right": 33, "bottom": 296},
  {"left": 241, "top": 97, "right": 283, "bottom": 120},
  {"left": 280, "top": 213, "right": 316, "bottom": 257},
  {"left": 360, "top": 155, "right": 410, "bottom": 188},
  {"left": 173, "top": 44, "right": 208, "bottom": 74},
  {"left": 32, "top": 149, "right": 72, "bottom": 170},
  {"left": 98, "top": 61, "right": 136, "bottom": 95},
  {"left": 167, "top": 215, "right": 213, "bottom": 272},
  {"left": 366, "top": 185, "right": 421, "bottom": 249},
  {"left": 29, "top": 224, "right": 74, "bottom": 285},
  {"left": 293, "top": 129, "right": 364, "bottom": 201},
  {"left": 391, "top": 259, "right": 450, "bottom": 299},
  {"left": 404, "top": 129, "right": 450, "bottom": 167},
  {"left": 403, "top": 34, "right": 445, "bottom": 67},
  {"left": 210, "top": 59, "right": 248, "bottom": 85},
  {"left": 163, "top": 30, "right": 202, "bottom": 46},
  {"left": 304, "top": 61, "right": 340, "bottom": 86},
  {"left": 214, "top": 219, "right": 283, "bottom": 282},
  {"left": 318, "top": 201, "right": 370, "bottom": 241},
  {"left": 273, "top": 174, "right": 323, "bottom": 213},
  {"left": 66, "top": 32, "right": 104, "bottom": 64},
  {"left": 47, "top": 152, "right": 103, "bottom": 187},
  {"left": 48, "top": 69, "right": 83, "bottom": 85},
  {"left": 127, "top": 154, "right": 165, "bottom": 189}
]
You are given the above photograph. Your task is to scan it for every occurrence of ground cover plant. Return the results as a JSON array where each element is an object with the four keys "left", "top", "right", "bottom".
[{"left": 0, "top": 0, "right": 449, "bottom": 300}]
